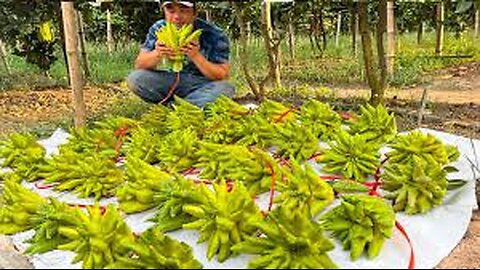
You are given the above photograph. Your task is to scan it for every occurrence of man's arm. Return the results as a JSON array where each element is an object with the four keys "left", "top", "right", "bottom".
[
  {"left": 181, "top": 42, "right": 230, "bottom": 81},
  {"left": 135, "top": 42, "right": 175, "bottom": 70},
  {"left": 135, "top": 49, "right": 161, "bottom": 70}
]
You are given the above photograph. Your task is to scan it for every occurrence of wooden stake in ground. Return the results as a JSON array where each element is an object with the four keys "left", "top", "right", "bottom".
[
  {"left": 335, "top": 12, "right": 342, "bottom": 48},
  {"left": 436, "top": 1, "right": 445, "bottom": 56},
  {"left": 107, "top": 7, "right": 114, "bottom": 54},
  {"left": 417, "top": 88, "right": 428, "bottom": 127},
  {"left": 475, "top": 8, "right": 479, "bottom": 39},
  {"left": 61, "top": 1, "right": 86, "bottom": 128},
  {"left": 0, "top": 39, "right": 10, "bottom": 74},
  {"left": 386, "top": 0, "right": 395, "bottom": 76}
]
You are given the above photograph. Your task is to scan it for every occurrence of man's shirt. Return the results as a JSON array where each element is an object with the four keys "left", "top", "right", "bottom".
[{"left": 142, "top": 18, "right": 230, "bottom": 77}]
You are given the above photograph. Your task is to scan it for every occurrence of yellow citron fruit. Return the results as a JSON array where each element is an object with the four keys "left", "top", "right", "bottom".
[{"left": 38, "top": 21, "right": 54, "bottom": 43}]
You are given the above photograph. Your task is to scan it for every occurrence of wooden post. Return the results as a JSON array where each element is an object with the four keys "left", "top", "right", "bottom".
[
  {"left": 246, "top": 21, "right": 251, "bottom": 45},
  {"left": 435, "top": 1, "right": 444, "bottom": 56},
  {"left": 107, "top": 7, "right": 113, "bottom": 54},
  {"left": 205, "top": 9, "right": 211, "bottom": 22},
  {"left": 61, "top": 1, "right": 86, "bottom": 128},
  {"left": 386, "top": 0, "right": 395, "bottom": 76},
  {"left": 0, "top": 39, "right": 10, "bottom": 74},
  {"left": 475, "top": 8, "right": 479, "bottom": 39},
  {"left": 336, "top": 12, "right": 342, "bottom": 48},
  {"left": 76, "top": 10, "right": 90, "bottom": 80},
  {"left": 418, "top": 88, "right": 428, "bottom": 127}
]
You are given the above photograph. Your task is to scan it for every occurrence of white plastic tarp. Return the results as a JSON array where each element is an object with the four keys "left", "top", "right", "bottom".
[{"left": 5, "top": 128, "right": 480, "bottom": 269}]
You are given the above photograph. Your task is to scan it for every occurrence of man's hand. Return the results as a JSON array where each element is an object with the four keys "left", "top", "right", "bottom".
[
  {"left": 180, "top": 42, "right": 201, "bottom": 59},
  {"left": 155, "top": 41, "right": 175, "bottom": 59}
]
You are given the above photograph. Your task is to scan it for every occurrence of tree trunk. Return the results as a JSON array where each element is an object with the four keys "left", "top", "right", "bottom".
[
  {"left": 0, "top": 39, "right": 10, "bottom": 74},
  {"left": 107, "top": 7, "right": 114, "bottom": 54},
  {"left": 359, "top": 1, "right": 383, "bottom": 105},
  {"left": 76, "top": 10, "right": 90, "bottom": 80},
  {"left": 233, "top": 2, "right": 261, "bottom": 99},
  {"left": 377, "top": 0, "right": 388, "bottom": 94},
  {"left": 386, "top": 0, "right": 395, "bottom": 76},
  {"left": 435, "top": 2, "right": 445, "bottom": 56},
  {"left": 475, "top": 8, "right": 479, "bottom": 39},
  {"left": 351, "top": 5, "right": 358, "bottom": 57},
  {"left": 61, "top": 1, "right": 86, "bottom": 128},
  {"left": 261, "top": 0, "right": 281, "bottom": 89},
  {"left": 417, "top": 21, "right": 424, "bottom": 44},
  {"left": 287, "top": 18, "right": 296, "bottom": 59},
  {"left": 335, "top": 12, "right": 342, "bottom": 47}
]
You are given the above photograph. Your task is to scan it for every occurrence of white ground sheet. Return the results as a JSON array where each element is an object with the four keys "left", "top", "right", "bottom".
[{"left": 5, "top": 127, "right": 480, "bottom": 269}]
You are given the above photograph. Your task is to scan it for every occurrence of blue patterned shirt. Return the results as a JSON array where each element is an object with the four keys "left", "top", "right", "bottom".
[{"left": 142, "top": 18, "right": 230, "bottom": 77}]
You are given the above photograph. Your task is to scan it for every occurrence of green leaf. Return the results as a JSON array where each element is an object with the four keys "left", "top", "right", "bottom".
[{"left": 447, "top": 179, "right": 467, "bottom": 190}]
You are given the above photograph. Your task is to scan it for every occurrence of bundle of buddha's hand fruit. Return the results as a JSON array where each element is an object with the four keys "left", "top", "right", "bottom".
[
  {"left": 0, "top": 176, "right": 48, "bottom": 234},
  {"left": 318, "top": 130, "right": 380, "bottom": 182},
  {"left": 25, "top": 198, "right": 78, "bottom": 255},
  {"left": 123, "top": 127, "right": 163, "bottom": 164},
  {"left": 320, "top": 195, "right": 395, "bottom": 261},
  {"left": 106, "top": 226, "right": 203, "bottom": 269},
  {"left": 298, "top": 99, "right": 342, "bottom": 141},
  {"left": 203, "top": 96, "right": 251, "bottom": 144},
  {"left": 348, "top": 104, "right": 397, "bottom": 145},
  {"left": 156, "top": 22, "right": 202, "bottom": 72},
  {"left": 386, "top": 130, "right": 460, "bottom": 166},
  {"left": 194, "top": 142, "right": 280, "bottom": 195},
  {"left": 0, "top": 132, "right": 46, "bottom": 182},
  {"left": 38, "top": 149, "right": 124, "bottom": 200},
  {"left": 56, "top": 204, "right": 135, "bottom": 269},
  {"left": 166, "top": 97, "right": 205, "bottom": 133},
  {"left": 182, "top": 181, "right": 263, "bottom": 262},
  {"left": 265, "top": 121, "right": 321, "bottom": 162},
  {"left": 140, "top": 104, "right": 171, "bottom": 135},
  {"left": 157, "top": 128, "right": 200, "bottom": 172},
  {"left": 117, "top": 157, "right": 173, "bottom": 213},
  {"left": 232, "top": 207, "right": 337, "bottom": 269},
  {"left": 256, "top": 99, "right": 297, "bottom": 123},
  {"left": 382, "top": 156, "right": 448, "bottom": 214},
  {"left": 61, "top": 117, "right": 139, "bottom": 157},
  {"left": 149, "top": 175, "right": 206, "bottom": 232},
  {"left": 275, "top": 159, "right": 334, "bottom": 218}
]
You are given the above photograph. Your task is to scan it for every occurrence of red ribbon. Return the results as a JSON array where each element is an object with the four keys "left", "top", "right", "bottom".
[
  {"left": 34, "top": 182, "right": 56, "bottom": 190},
  {"left": 70, "top": 203, "right": 107, "bottom": 215},
  {"left": 308, "top": 152, "right": 323, "bottom": 161},
  {"left": 113, "top": 127, "right": 129, "bottom": 162},
  {"left": 160, "top": 72, "right": 180, "bottom": 105},
  {"left": 395, "top": 221, "right": 416, "bottom": 269},
  {"left": 273, "top": 108, "right": 297, "bottom": 123}
]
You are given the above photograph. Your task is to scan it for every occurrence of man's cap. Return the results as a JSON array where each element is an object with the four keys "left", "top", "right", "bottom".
[{"left": 161, "top": 0, "right": 195, "bottom": 8}]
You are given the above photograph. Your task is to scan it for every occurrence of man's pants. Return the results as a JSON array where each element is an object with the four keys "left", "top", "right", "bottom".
[{"left": 126, "top": 69, "right": 235, "bottom": 108}]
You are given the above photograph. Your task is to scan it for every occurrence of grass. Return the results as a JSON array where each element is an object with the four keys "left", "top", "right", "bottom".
[{"left": 0, "top": 31, "right": 479, "bottom": 93}]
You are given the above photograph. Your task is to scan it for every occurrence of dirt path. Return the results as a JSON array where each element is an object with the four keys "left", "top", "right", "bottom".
[{"left": 332, "top": 61, "right": 480, "bottom": 104}]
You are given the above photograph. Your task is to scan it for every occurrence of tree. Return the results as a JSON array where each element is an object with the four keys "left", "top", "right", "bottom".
[{"left": 358, "top": 0, "right": 389, "bottom": 105}]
